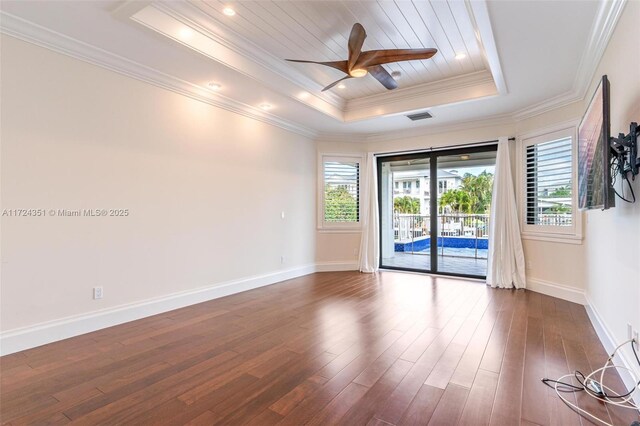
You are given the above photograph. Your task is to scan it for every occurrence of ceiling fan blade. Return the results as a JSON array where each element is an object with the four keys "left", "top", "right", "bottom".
[
  {"left": 285, "top": 59, "right": 349, "bottom": 74},
  {"left": 347, "top": 23, "right": 367, "bottom": 71},
  {"left": 368, "top": 65, "right": 398, "bottom": 90},
  {"left": 356, "top": 48, "right": 438, "bottom": 68},
  {"left": 321, "top": 76, "right": 352, "bottom": 92}
]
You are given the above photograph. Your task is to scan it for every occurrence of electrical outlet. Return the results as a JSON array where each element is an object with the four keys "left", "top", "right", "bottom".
[
  {"left": 628, "top": 323, "right": 633, "bottom": 340},
  {"left": 353, "top": 248, "right": 358, "bottom": 256},
  {"left": 280, "top": 255, "right": 285, "bottom": 264},
  {"left": 281, "top": 211, "right": 285, "bottom": 219},
  {"left": 93, "top": 287, "right": 103, "bottom": 300}
]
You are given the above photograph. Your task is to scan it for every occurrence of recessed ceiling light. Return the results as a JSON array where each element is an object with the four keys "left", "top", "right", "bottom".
[
  {"left": 298, "top": 91, "right": 310, "bottom": 99},
  {"left": 391, "top": 70, "right": 402, "bottom": 79},
  {"left": 207, "top": 82, "right": 221, "bottom": 91},
  {"left": 337, "top": 84, "right": 346, "bottom": 89},
  {"left": 223, "top": 7, "right": 236, "bottom": 16},
  {"left": 179, "top": 27, "right": 194, "bottom": 40},
  {"left": 259, "top": 103, "right": 273, "bottom": 110},
  {"left": 460, "top": 155, "right": 470, "bottom": 160},
  {"left": 455, "top": 53, "right": 467, "bottom": 60}
]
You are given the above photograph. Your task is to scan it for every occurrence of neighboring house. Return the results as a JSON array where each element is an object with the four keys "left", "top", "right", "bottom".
[{"left": 393, "top": 169, "right": 462, "bottom": 214}]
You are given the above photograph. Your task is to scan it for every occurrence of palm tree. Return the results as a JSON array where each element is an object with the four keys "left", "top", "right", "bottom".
[
  {"left": 394, "top": 196, "right": 420, "bottom": 214},
  {"left": 459, "top": 171, "right": 494, "bottom": 213},
  {"left": 439, "top": 189, "right": 472, "bottom": 213}
]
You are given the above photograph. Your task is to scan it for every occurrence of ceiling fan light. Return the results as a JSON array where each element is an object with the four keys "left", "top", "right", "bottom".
[
  {"left": 460, "top": 155, "right": 471, "bottom": 160},
  {"left": 350, "top": 68, "right": 368, "bottom": 78}
]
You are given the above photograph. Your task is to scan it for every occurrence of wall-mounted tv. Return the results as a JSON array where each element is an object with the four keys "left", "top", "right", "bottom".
[{"left": 577, "top": 75, "right": 615, "bottom": 210}]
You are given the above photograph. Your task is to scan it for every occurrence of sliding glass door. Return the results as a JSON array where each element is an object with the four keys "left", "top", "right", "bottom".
[
  {"left": 378, "top": 145, "right": 497, "bottom": 278},
  {"left": 379, "top": 156, "right": 432, "bottom": 271}
]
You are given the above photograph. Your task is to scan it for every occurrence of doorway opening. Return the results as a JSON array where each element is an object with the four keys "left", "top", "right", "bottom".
[{"left": 378, "top": 145, "right": 497, "bottom": 278}]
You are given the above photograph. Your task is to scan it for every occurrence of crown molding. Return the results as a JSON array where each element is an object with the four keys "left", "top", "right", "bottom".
[
  {"left": 314, "top": 132, "right": 368, "bottom": 144},
  {"left": 345, "top": 72, "right": 498, "bottom": 122},
  {"left": 363, "top": 114, "right": 514, "bottom": 144},
  {"left": 151, "top": 2, "right": 345, "bottom": 111},
  {"left": 346, "top": 70, "right": 494, "bottom": 112},
  {"left": 512, "top": 0, "right": 626, "bottom": 121},
  {"left": 130, "top": 1, "right": 504, "bottom": 125},
  {"left": 572, "top": 0, "right": 626, "bottom": 101},
  {"left": 512, "top": 90, "right": 582, "bottom": 121},
  {"left": 0, "top": 11, "right": 317, "bottom": 139},
  {"left": 0, "top": 0, "right": 624, "bottom": 145}
]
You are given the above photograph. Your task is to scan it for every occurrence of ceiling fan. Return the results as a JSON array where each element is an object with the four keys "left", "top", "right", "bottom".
[{"left": 286, "top": 23, "right": 437, "bottom": 92}]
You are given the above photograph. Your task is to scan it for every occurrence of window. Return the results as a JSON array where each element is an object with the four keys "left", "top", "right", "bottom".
[
  {"left": 438, "top": 180, "right": 447, "bottom": 194},
  {"left": 520, "top": 125, "right": 581, "bottom": 243},
  {"left": 526, "top": 137, "right": 572, "bottom": 226},
  {"left": 319, "top": 155, "right": 361, "bottom": 229},
  {"left": 416, "top": 180, "right": 420, "bottom": 189}
]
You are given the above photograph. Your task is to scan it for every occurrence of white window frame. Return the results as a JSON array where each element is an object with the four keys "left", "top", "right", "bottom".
[
  {"left": 317, "top": 153, "right": 363, "bottom": 232},
  {"left": 517, "top": 122, "right": 583, "bottom": 244}
]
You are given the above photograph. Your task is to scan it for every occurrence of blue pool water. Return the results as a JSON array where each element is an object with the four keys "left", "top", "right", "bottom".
[{"left": 395, "top": 236, "right": 488, "bottom": 252}]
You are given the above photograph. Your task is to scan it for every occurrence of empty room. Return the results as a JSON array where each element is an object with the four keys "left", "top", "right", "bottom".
[{"left": 1, "top": 0, "right": 639, "bottom": 425}]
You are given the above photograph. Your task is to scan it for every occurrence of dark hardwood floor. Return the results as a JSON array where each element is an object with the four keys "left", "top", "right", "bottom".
[{"left": 1, "top": 271, "right": 637, "bottom": 425}]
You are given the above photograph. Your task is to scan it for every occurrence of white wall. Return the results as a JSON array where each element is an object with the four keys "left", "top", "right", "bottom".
[
  {"left": 0, "top": 36, "right": 317, "bottom": 333},
  {"left": 582, "top": 0, "right": 640, "bottom": 377},
  {"left": 316, "top": 124, "right": 516, "bottom": 269},
  {"left": 316, "top": 113, "right": 591, "bottom": 299}
]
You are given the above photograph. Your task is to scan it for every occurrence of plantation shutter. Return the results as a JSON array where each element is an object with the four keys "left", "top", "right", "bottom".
[
  {"left": 525, "top": 137, "right": 573, "bottom": 226},
  {"left": 324, "top": 161, "right": 360, "bottom": 223}
]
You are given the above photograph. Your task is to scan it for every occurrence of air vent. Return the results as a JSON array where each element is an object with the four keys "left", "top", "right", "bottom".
[{"left": 406, "top": 111, "right": 433, "bottom": 121}]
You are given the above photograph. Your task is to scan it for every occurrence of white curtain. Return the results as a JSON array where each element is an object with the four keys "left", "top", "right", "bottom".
[
  {"left": 487, "top": 137, "right": 526, "bottom": 289},
  {"left": 359, "top": 152, "right": 379, "bottom": 273}
]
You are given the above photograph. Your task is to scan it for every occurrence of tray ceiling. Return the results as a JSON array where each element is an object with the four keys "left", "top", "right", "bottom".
[
  {"left": 129, "top": 0, "right": 504, "bottom": 123},
  {"left": 0, "top": 0, "right": 614, "bottom": 137},
  {"left": 192, "top": 0, "right": 487, "bottom": 100}
]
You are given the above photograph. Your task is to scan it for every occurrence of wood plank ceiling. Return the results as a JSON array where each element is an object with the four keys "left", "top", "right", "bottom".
[{"left": 193, "top": 1, "right": 487, "bottom": 99}]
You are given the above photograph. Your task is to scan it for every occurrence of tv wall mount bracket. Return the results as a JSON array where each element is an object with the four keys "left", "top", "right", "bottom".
[{"left": 610, "top": 121, "right": 639, "bottom": 178}]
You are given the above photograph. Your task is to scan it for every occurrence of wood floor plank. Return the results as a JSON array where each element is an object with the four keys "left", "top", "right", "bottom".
[
  {"left": 339, "top": 358, "right": 414, "bottom": 425},
  {"left": 488, "top": 290, "right": 527, "bottom": 426},
  {"left": 479, "top": 290, "right": 517, "bottom": 373},
  {"left": 305, "top": 382, "right": 370, "bottom": 426},
  {"left": 396, "top": 384, "right": 444, "bottom": 426},
  {"left": 269, "top": 375, "right": 328, "bottom": 416},
  {"left": 521, "top": 315, "right": 550, "bottom": 425},
  {"left": 449, "top": 290, "right": 506, "bottom": 388},
  {"left": 457, "top": 369, "right": 499, "bottom": 426},
  {"left": 424, "top": 383, "right": 469, "bottom": 426},
  {"left": 0, "top": 271, "right": 633, "bottom": 426}
]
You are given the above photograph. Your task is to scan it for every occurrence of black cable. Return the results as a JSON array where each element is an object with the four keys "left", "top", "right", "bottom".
[
  {"left": 611, "top": 156, "right": 636, "bottom": 203},
  {"left": 633, "top": 340, "right": 640, "bottom": 365},
  {"left": 541, "top": 378, "right": 584, "bottom": 392}
]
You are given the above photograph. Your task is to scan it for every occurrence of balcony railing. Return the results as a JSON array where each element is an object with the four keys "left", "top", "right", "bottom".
[
  {"left": 393, "top": 212, "right": 571, "bottom": 259},
  {"left": 394, "top": 213, "right": 490, "bottom": 240}
]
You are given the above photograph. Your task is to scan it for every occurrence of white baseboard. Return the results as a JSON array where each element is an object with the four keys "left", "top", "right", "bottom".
[
  {"left": 584, "top": 295, "right": 640, "bottom": 405},
  {"left": 526, "top": 277, "right": 586, "bottom": 305},
  {"left": 0, "top": 263, "right": 318, "bottom": 356},
  {"left": 5, "top": 265, "right": 592, "bottom": 356},
  {"left": 315, "top": 261, "right": 359, "bottom": 272}
]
